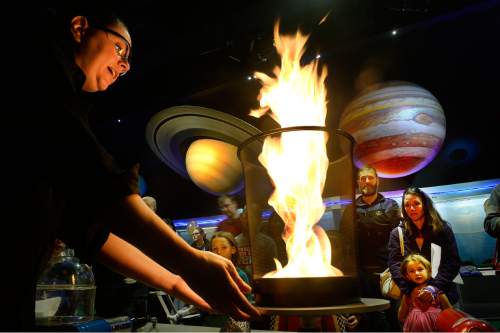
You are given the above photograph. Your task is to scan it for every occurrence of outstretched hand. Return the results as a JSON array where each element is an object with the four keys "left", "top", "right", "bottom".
[
  {"left": 181, "top": 250, "right": 260, "bottom": 321},
  {"left": 167, "top": 274, "right": 213, "bottom": 313}
]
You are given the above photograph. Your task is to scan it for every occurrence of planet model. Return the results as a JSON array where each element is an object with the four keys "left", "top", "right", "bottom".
[
  {"left": 186, "top": 138, "right": 243, "bottom": 195},
  {"left": 146, "top": 105, "right": 261, "bottom": 194},
  {"left": 339, "top": 81, "right": 446, "bottom": 178}
]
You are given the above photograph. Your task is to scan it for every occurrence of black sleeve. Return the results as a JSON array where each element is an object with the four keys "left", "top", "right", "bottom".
[
  {"left": 55, "top": 118, "right": 140, "bottom": 263},
  {"left": 57, "top": 212, "right": 111, "bottom": 265},
  {"left": 484, "top": 185, "right": 500, "bottom": 238}
]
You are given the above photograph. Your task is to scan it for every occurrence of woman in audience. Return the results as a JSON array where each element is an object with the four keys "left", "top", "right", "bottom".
[{"left": 388, "top": 187, "right": 461, "bottom": 308}]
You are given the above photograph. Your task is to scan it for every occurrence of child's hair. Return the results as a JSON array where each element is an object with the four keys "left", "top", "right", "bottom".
[
  {"left": 210, "top": 231, "right": 239, "bottom": 264},
  {"left": 400, "top": 254, "right": 432, "bottom": 278}
]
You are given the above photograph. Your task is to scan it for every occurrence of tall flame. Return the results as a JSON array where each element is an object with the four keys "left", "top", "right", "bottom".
[{"left": 251, "top": 22, "right": 342, "bottom": 278}]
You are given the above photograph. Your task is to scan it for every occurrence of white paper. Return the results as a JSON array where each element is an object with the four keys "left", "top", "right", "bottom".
[
  {"left": 431, "top": 243, "right": 441, "bottom": 278},
  {"left": 431, "top": 242, "right": 464, "bottom": 285}
]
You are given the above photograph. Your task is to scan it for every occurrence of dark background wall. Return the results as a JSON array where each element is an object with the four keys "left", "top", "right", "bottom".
[{"left": 75, "top": 0, "right": 499, "bottom": 219}]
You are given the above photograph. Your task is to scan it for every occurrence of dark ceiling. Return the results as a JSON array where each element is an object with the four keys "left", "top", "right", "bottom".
[{"left": 72, "top": 0, "right": 500, "bottom": 219}]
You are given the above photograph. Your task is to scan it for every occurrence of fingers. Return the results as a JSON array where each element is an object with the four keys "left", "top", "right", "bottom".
[
  {"left": 346, "top": 315, "right": 359, "bottom": 331},
  {"left": 170, "top": 276, "right": 214, "bottom": 313},
  {"left": 190, "top": 251, "right": 260, "bottom": 320},
  {"left": 223, "top": 264, "right": 260, "bottom": 319},
  {"left": 227, "top": 260, "right": 252, "bottom": 294},
  {"left": 417, "top": 290, "right": 433, "bottom": 304}
]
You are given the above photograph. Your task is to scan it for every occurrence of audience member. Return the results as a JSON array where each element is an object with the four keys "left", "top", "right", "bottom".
[
  {"left": 142, "top": 196, "right": 157, "bottom": 212},
  {"left": 260, "top": 211, "right": 288, "bottom": 268},
  {"left": 202, "top": 232, "right": 252, "bottom": 330},
  {"left": 216, "top": 195, "right": 243, "bottom": 237},
  {"left": 191, "top": 227, "right": 210, "bottom": 251},
  {"left": 388, "top": 187, "right": 461, "bottom": 310},
  {"left": 484, "top": 184, "right": 500, "bottom": 270},
  {"left": 346, "top": 166, "right": 402, "bottom": 331},
  {"left": 398, "top": 254, "right": 452, "bottom": 332},
  {"left": 235, "top": 208, "right": 278, "bottom": 279}
]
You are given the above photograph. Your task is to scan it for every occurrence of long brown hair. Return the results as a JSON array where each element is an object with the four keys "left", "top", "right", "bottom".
[
  {"left": 402, "top": 187, "right": 444, "bottom": 236},
  {"left": 210, "top": 231, "right": 239, "bottom": 265}
]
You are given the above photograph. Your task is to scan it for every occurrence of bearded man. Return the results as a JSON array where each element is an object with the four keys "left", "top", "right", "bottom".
[{"left": 352, "top": 165, "right": 402, "bottom": 331}]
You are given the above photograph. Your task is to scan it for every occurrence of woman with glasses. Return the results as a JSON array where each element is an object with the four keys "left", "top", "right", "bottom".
[
  {"left": 191, "top": 227, "right": 210, "bottom": 251},
  {"left": 4, "top": 5, "right": 258, "bottom": 329}
]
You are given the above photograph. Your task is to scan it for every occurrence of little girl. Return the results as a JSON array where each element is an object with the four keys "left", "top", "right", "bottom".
[
  {"left": 210, "top": 231, "right": 252, "bottom": 291},
  {"left": 399, "top": 254, "right": 452, "bottom": 332},
  {"left": 202, "top": 231, "right": 252, "bottom": 331}
]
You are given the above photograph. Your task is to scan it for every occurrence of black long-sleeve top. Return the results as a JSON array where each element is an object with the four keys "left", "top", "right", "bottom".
[{"left": 3, "top": 16, "right": 139, "bottom": 329}]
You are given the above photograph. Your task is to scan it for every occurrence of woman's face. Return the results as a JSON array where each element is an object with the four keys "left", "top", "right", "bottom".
[
  {"left": 404, "top": 193, "right": 424, "bottom": 223},
  {"left": 405, "top": 261, "right": 429, "bottom": 285},
  {"left": 211, "top": 237, "right": 236, "bottom": 261},
  {"left": 73, "top": 18, "right": 132, "bottom": 92}
]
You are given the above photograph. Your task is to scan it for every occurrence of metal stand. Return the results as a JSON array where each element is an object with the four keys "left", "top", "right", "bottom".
[{"left": 258, "top": 298, "right": 390, "bottom": 332}]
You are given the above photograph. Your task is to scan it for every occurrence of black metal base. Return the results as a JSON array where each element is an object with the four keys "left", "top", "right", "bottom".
[{"left": 254, "top": 276, "right": 360, "bottom": 307}]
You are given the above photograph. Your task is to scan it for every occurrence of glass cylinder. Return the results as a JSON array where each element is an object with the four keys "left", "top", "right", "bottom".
[
  {"left": 36, "top": 249, "right": 96, "bottom": 325},
  {"left": 238, "top": 126, "right": 359, "bottom": 307}
]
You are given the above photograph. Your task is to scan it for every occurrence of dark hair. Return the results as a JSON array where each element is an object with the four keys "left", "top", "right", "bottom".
[
  {"left": 357, "top": 165, "right": 378, "bottom": 179},
  {"left": 46, "top": 4, "right": 128, "bottom": 42},
  {"left": 402, "top": 187, "right": 444, "bottom": 236}
]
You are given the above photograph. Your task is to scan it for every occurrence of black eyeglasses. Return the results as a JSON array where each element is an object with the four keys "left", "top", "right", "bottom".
[{"left": 93, "top": 25, "right": 132, "bottom": 76}]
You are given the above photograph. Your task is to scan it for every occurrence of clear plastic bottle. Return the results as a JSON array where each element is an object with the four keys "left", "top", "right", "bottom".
[{"left": 35, "top": 248, "right": 96, "bottom": 326}]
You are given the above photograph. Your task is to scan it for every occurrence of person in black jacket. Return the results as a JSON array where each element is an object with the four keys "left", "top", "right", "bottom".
[
  {"left": 3, "top": 5, "right": 257, "bottom": 329},
  {"left": 351, "top": 166, "right": 402, "bottom": 331},
  {"left": 484, "top": 183, "right": 500, "bottom": 270},
  {"left": 388, "top": 187, "right": 461, "bottom": 309}
]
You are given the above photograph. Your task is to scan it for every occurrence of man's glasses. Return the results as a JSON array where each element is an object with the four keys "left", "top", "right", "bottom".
[{"left": 93, "top": 25, "right": 131, "bottom": 76}]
